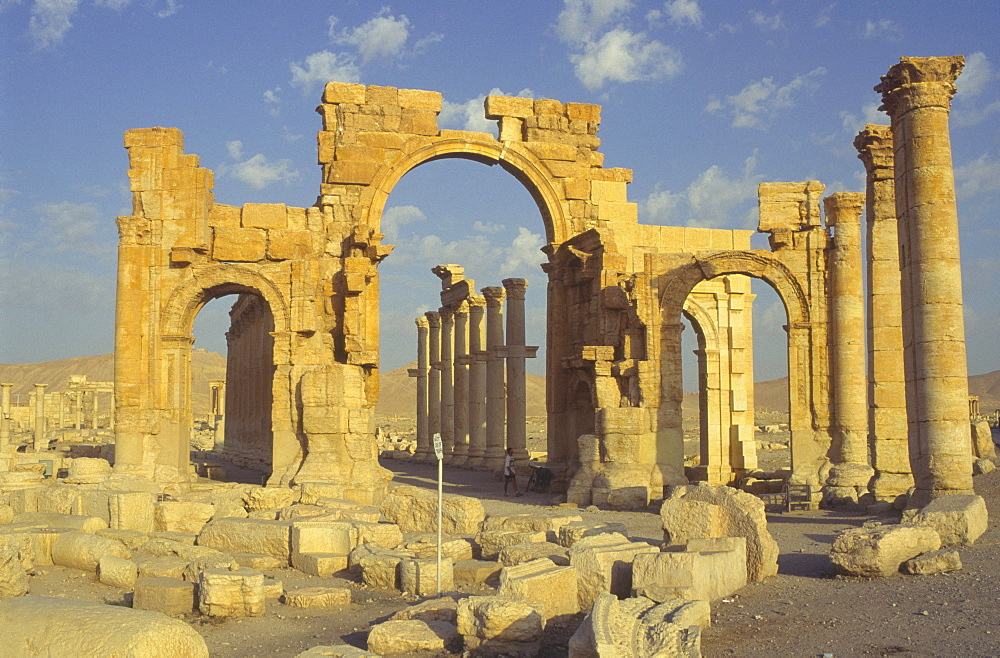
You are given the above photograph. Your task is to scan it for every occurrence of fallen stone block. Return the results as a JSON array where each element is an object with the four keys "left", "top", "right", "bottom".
[
  {"left": 400, "top": 557, "right": 454, "bottom": 598},
  {"left": 0, "top": 527, "right": 65, "bottom": 566},
  {"left": 198, "top": 566, "right": 265, "bottom": 617},
  {"left": 454, "top": 558, "right": 502, "bottom": 588},
  {"left": 971, "top": 420, "right": 997, "bottom": 460},
  {"left": 292, "top": 519, "right": 359, "bottom": 556},
  {"left": 98, "top": 554, "right": 138, "bottom": 588},
  {"left": 351, "top": 521, "right": 403, "bottom": 549},
  {"left": 912, "top": 494, "right": 988, "bottom": 547},
  {"left": 264, "top": 577, "right": 284, "bottom": 599},
  {"left": 296, "top": 645, "right": 379, "bottom": 657},
  {"left": 233, "top": 552, "right": 285, "bottom": 570},
  {"left": 197, "top": 517, "right": 292, "bottom": 562},
  {"left": 390, "top": 596, "right": 458, "bottom": 624},
  {"left": 402, "top": 534, "right": 474, "bottom": 562},
  {"left": 568, "top": 533, "right": 659, "bottom": 611},
  {"left": 63, "top": 457, "right": 112, "bottom": 484},
  {"left": 830, "top": 523, "right": 941, "bottom": 577},
  {"left": 12, "top": 512, "right": 107, "bottom": 533},
  {"left": 133, "top": 576, "right": 197, "bottom": 616},
  {"left": 154, "top": 501, "right": 215, "bottom": 535},
  {"left": 380, "top": 485, "right": 484, "bottom": 535},
  {"left": 499, "top": 558, "right": 579, "bottom": 622},
  {"left": 558, "top": 521, "right": 629, "bottom": 548},
  {"left": 367, "top": 619, "right": 459, "bottom": 655},
  {"left": 80, "top": 490, "right": 157, "bottom": 533},
  {"left": 284, "top": 586, "right": 351, "bottom": 609},
  {"left": 973, "top": 458, "right": 996, "bottom": 475},
  {"left": 293, "top": 553, "right": 348, "bottom": 577},
  {"left": 278, "top": 505, "right": 329, "bottom": 520},
  {"left": 134, "top": 555, "right": 189, "bottom": 579},
  {"left": 631, "top": 536, "right": 747, "bottom": 603},
  {"left": 498, "top": 541, "right": 569, "bottom": 567},
  {"left": 567, "top": 592, "right": 702, "bottom": 658},
  {"left": 481, "top": 511, "right": 584, "bottom": 542},
  {"left": 243, "top": 486, "right": 299, "bottom": 512},
  {"left": 349, "top": 544, "right": 412, "bottom": 590},
  {"left": 903, "top": 549, "right": 963, "bottom": 575},
  {"left": 183, "top": 552, "right": 239, "bottom": 582},
  {"left": 457, "top": 595, "right": 545, "bottom": 658},
  {"left": 51, "top": 531, "right": 130, "bottom": 572},
  {"left": 0, "top": 595, "right": 208, "bottom": 657},
  {"left": 149, "top": 531, "right": 198, "bottom": 544},
  {"left": 0, "top": 536, "right": 29, "bottom": 599},
  {"left": 298, "top": 484, "right": 359, "bottom": 506},
  {"left": 477, "top": 530, "right": 548, "bottom": 560},
  {"left": 95, "top": 528, "right": 150, "bottom": 550}
]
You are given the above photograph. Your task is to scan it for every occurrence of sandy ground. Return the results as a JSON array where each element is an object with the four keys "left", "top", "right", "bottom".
[{"left": 20, "top": 452, "right": 1000, "bottom": 657}]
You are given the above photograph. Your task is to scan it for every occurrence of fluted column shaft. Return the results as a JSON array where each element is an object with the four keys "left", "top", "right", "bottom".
[
  {"left": 502, "top": 279, "right": 538, "bottom": 464},
  {"left": 483, "top": 287, "right": 506, "bottom": 469},
  {"left": 426, "top": 311, "right": 442, "bottom": 462},
  {"left": 439, "top": 307, "right": 455, "bottom": 461},
  {"left": 467, "top": 296, "right": 487, "bottom": 468},
  {"left": 33, "top": 384, "right": 47, "bottom": 452},
  {"left": 876, "top": 55, "right": 973, "bottom": 505},
  {"left": 452, "top": 302, "right": 470, "bottom": 466},
  {"left": 411, "top": 317, "right": 431, "bottom": 460}
]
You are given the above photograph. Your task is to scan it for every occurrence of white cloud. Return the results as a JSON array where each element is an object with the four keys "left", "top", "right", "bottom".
[
  {"left": 155, "top": 0, "right": 179, "bottom": 18},
  {"left": 954, "top": 155, "right": 1000, "bottom": 198},
  {"left": 640, "top": 187, "right": 683, "bottom": 224},
  {"left": 330, "top": 7, "right": 411, "bottom": 63},
  {"left": 381, "top": 204, "right": 426, "bottom": 241},
  {"left": 862, "top": 18, "right": 901, "bottom": 41},
  {"left": 28, "top": 0, "right": 79, "bottom": 49},
  {"left": 473, "top": 220, "right": 503, "bottom": 233},
  {"left": 500, "top": 227, "right": 545, "bottom": 276},
  {"left": 224, "top": 141, "right": 299, "bottom": 190},
  {"left": 838, "top": 101, "right": 886, "bottom": 134},
  {"left": 665, "top": 0, "right": 702, "bottom": 28},
  {"left": 749, "top": 9, "right": 783, "bottom": 30},
  {"left": 958, "top": 52, "right": 993, "bottom": 99},
  {"left": 439, "top": 87, "right": 533, "bottom": 134},
  {"left": 289, "top": 50, "right": 360, "bottom": 94},
  {"left": 556, "top": 0, "right": 633, "bottom": 44},
  {"left": 570, "top": 27, "right": 682, "bottom": 90},
  {"left": 35, "top": 200, "right": 109, "bottom": 256},
  {"left": 814, "top": 3, "right": 835, "bottom": 28},
  {"left": 705, "top": 68, "right": 826, "bottom": 128},
  {"left": 93, "top": 0, "right": 131, "bottom": 9},
  {"left": 415, "top": 233, "right": 497, "bottom": 266},
  {"left": 264, "top": 88, "right": 282, "bottom": 116}
]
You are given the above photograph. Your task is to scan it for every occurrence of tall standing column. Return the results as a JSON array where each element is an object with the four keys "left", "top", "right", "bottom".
[
  {"left": 466, "top": 295, "right": 487, "bottom": 468},
  {"left": 74, "top": 391, "right": 82, "bottom": 430},
  {"left": 0, "top": 383, "right": 11, "bottom": 451},
  {"left": 876, "top": 55, "right": 973, "bottom": 505},
  {"left": 452, "top": 301, "right": 470, "bottom": 466},
  {"left": 91, "top": 391, "right": 99, "bottom": 430},
  {"left": 439, "top": 307, "right": 455, "bottom": 462},
  {"left": 824, "top": 192, "right": 875, "bottom": 500},
  {"left": 483, "top": 287, "right": 507, "bottom": 469},
  {"left": 33, "top": 384, "right": 47, "bottom": 452},
  {"left": 425, "top": 312, "right": 442, "bottom": 463},
  {"left": 502, "top": 279, "right": 538, "bottom": 464},
  {"left": 856, "top": 124, "right": 912, "bottom": 500},
  {"left": 410, "top": 317, "right": 431, "bottom": 461}
]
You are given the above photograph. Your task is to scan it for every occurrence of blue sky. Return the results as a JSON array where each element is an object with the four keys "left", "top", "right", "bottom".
[{"left": 1, "top": 1, "right": 998, "bottom": 386}]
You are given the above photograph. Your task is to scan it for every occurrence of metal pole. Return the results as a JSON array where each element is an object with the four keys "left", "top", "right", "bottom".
[{"left": 433, "top": 432, "right": 443, "bottom": 598}]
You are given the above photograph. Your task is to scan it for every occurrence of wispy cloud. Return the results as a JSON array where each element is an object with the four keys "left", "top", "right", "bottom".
[
  {"left": 955, "top": 154, "right": 1000, "bottom": 198},
  {"left": 555, "top": 0, "right": 632, "bottom": 44},
  {"left": 35, "top": 200, "right": 112, "bottom": 257},
  {"left": 953, "top": 52, "right": 1000, "bottom": 127},
  {"left": 749, "top": 9, "right": 783, "bottom": 30},
  {"left": 28, "top": 0, "right": 79, "bottom": 49},
  {"left": 570, "top": 26, "right": 682, "bottom": 90},
  {"left": 705, "top": 68, "right": 827, "bottom": 128},
  {"left": 289, "top": 50, "right": 360, "bottom": 93},
  {"left": 862, "top": 18, "right": 901, "bottom": 41},
  {"left": 223, "top": 140, "right": 299, "bottom": 190},
  {"left": 664, "top": 0, "right": 702, "bottom": 28},
  {"left": 381, "top": 204, "right": 426, "bottom": 241},
  {"left": 500, "top": 227, "right": 545, "bottom": 275},
  {"left": 330, "top": 7, "right": 412, "bottom": 63},
  {"left": 439, "top": 87, "right": 534, "bottom": 134},
  {"left": 839, "top": 102, "right": 886, "bottom": 135}
]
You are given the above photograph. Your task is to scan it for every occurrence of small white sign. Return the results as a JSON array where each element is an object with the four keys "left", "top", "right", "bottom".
[{"left": 432, "top": 433, "right": 443, "bottom": 460}]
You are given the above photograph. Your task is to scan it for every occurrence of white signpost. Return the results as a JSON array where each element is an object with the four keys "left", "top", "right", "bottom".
[{"left": 433, "top": 432, "right": 443, "bottom": 597}]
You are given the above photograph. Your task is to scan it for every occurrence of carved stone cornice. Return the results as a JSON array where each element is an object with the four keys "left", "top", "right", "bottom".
[
  {"left": 853, "top": 124, "right": 894, "bottom": 176},
  {"left": 875, "top": 55, "right": 965, "bottom": 118}
]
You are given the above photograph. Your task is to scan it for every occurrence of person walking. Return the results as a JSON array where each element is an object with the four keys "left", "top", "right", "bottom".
[{"left": 503, "top": 447, "right": 522, "bottom": 497}]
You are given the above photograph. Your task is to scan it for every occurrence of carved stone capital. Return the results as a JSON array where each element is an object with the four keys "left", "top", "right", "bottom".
[
  {"left": 854, "top": 124, "right": 894, "bottom": 175},
  {"left": 481, "top": 286, "right": 506, "bottom": 307},
  {"left": 424, "top": 311, "right": 440, "bottom": 328},
  {"left": 502, "top": 278, "right": 528, "bottom": 300},
  {"left": 116, "top": 215, "right": 152, "bottom": 246},
  {"left": 876, "top": 55, "right": 964, "bottom": 118},
  {"left": 823, "top": 192, "right": 865, "bottom": 228}
]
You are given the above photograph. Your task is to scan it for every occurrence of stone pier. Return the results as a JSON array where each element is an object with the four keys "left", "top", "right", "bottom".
[
  {"left": 409, "top": 317, "right": 431, "bottom": 461},
  {"left": 483, "top": 286, "right": 506, "bottom": 470},
  {"left": 876, "top": 55, "right": 973, "bottom": 505},
  {"left": 501, "top": 279, "right": 538, "bottom": 465},
  {"left": 33, "top": 384, "right": 47, "bottom": 452},
  {"left": 426, "top": 311, "right": 442, "bottom": 463},
  {"left": 467, "top": 295, "right": 487, "bottom": 468},
  {"left": 824, "top": 192, "right": 874, "bottom": 500},
  {"left": 452, "top": 301, "right": 470, "bottom": 466},
  {"left": 855, "top": 124, "right": 913, "bottom": 500}
]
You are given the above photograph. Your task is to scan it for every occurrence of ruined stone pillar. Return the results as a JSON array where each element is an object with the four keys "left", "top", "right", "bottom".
[
  {"left": 425, "top": 311, "right": 441, "bottom": 463},
  {"left": 502, "top": 279, "right": 538, "bottom": 464},
  {"left": 57, "top": 393, "right": 65, "bottom": 431},
  {"left": 410, "top": 317, "right": 431, "bottom": 461},
  {"left": 876, "top": 55, "right": 973, "bottom": 505},
  {"left": 483, "top": 287, "right": 506, "bottom": 469},
  {"left": 33, "top": 384, "right": 47, "bottom": 452},
  {"left": 74, "top": 391, "right": 83, "bottom": 430},
  {"left": 824, "top": 192, "right": 875, "bottom": 499},
  {"left": 452, "top": 301, "right": 470, "bottom": 466},
  {"left": 466, "top": 296, "right": 487, "bottom": 468},
  {"left": 91, "top": 391, "right": 99, "bottom": 430},
  {"left": 439, "top": 307, "right": 455, "bottom": 462},
  {"left": 856, "top": 124, "right": 912, "bottom": 500},
  {"left": 0, "top": 383, "right": 11, "bottom": 451},
  {"left": 209, "top": 380, "right": 226, "bottom": 450}
]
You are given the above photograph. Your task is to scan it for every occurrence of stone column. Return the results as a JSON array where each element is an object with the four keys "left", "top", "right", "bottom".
[
  {"left": 425, "top": 311, "right": 441, "bottom": 463},
  {"left": 452, "top": 301, "right": 470, "bottom": 466},
  {"left": 0, "top": 383, "right": 11, "bottom": 451},
  {"left": 91, "top": 391, "right": 99, "bottom": 430},
  {"left": 209, "top": 380, "right": 226, "bottom": 450},
  {"left": 876, "top": 55, "right": 973, "bottom": 505},
  {"left": 74, "top": 391, "right": 82, "bottom": 430},
  {"left": 483, "top": 287, "right": 506, "bottom": 469},
  {"left": 501, "top": 279, "right": 538, "bottom": 464},
  {"left": 57, "top": 393, "right": 65, "bottom": 431},
  {"left": 33, "top": 384, "right": 47, "bottom": 452},
  {"left": 439, "top": 307, "right": 455, "bottom": 462},
  {"left": 824, "top": 192, "right": 875, "bottom": 500},
  {"left": 409, "top": 317, "right": 431, "bottom": 461},
  {"left": 466, "top": 295, "right": 487, "bottom": 468},
  {"left": 856, "top": 124, "right": 912, "bottom": 500}
]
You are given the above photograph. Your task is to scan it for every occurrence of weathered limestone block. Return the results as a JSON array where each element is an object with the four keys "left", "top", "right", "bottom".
[
  {"left": 183, "top": 552, "right": 239, "bottom": 582},
  {"left": 94, "top": 490, "right": 157, "bottom": 532},
  {"left": 499, "top": 558, "right": 579, "bottom": 622},
  {"left": 21, "top": 487, "right": 79, "bottom": 515},
  {"left": 380, "top": 485, "right": 485, "bottom": 534},
  {"left": 284, "top": 586, "right": 352, "bottom": 609},
  {"left": 558, "top": 521, "right": 629, "bottom": 548},
  {"left": 296, "top": 645, "right": 379, "bottom": 657},
  {"left": 351, "top": 521, "right": 403, "bottom": 548},
  {"left": 661, "top": 484, "right": 778, "bottom": 581},
  {"left": 0, "top": 504, "right": 13, "bottom": 524},
  {"left": 154, "top": 501, "right": 215, "bottom": 535},
  {"left": 481, "top": 511, "right": 584, "bottom": 542},
  {"left": 12, "top": 512, "right": 108, "bottom": 533},
  {"left": 0, "top": 535, "right": 29, "bottom": 599},
  {"left": 51, "top": 531, "right": 130, "bottom": 572},
  {"left": 903, "top": 549, "right": 962, "bottom": 575},
  {"left": 299, "top": 485, "right": 359, "bottom": 506},
  {"left": 974, "top": 458, "right": 996, "bottom": 475},
  {"left": 477, "top": 530, "right": 547, "bottom": 560},
  {"left": 498, "top": 541, "right": 569, "bottom": 567},
  {"left": 912, "top": 494, "right": 988, "bottom": 546},
  {"left": 243, "top": 486, "right": 300, "bottom": 512},
  {"left": 133, "top": 576, "right": 197, "bottom": 616},
  {"left": 0, "top": 595, "right": 209, "bottom": 657},
  {"left": 567, "top": 593, "right": 702, "bottom": 658},
  {"left": 349, "top": 544, "right": 412, "bottom": 590},
  {"left": 457, "top": 595, "right": 545, "bottom": 658},
  {"left": 367, "top": 619, "right": 459, "bottom": 655},
  {"left": 401, "top": 534, "right": 474, "bottom": 562},
  {"left": 830, "top": 523, "right": 941, "bottom": 577},
  {"left": 278, "top": 505, "right": 328, "bottom": 520},
  {"left": 0, "top": 527, "right": 64, "bottom": 566},
  {"left": 197, "top": 517, "right": 292, "bottom": 562},
  {"left": 971, "top": 421, "right": 996, "bottom": 460},
  {"left": 134, "top": 555, "right": 189, "bottom": 579},
  {"left": 631, "top": 536, "right": 747, "bottom": 603},
  {"left": 149, "top": 531, "right": 198, "bottom": 544},
  {"left": 390, "top": 596, "right": 459, "bottom": 624},
  {"left": 233, "top": 553, "right": 285, "bottom": 570},
  {"left": 292, "top": 519, "right": 359, "bottom": 555},
  {"left": 263, "top": 577, "right": 284, "bottom": 599},
  {"left": 96, "top": 528, "right": 150, "bottom": 550},
  {"left": 198, "top": 566, "right": 265, "bottom": 617},
  {"left": 454, "top": 559, "right": 503, "bottom": 587},
  {"left": 400, "top": 557, "right": 453, "bottom": 597},
  {"left": 98, "top": 554, "right": 138, "bottom": 588},
  {"left": 298, "top": 553, "right": 349, "bottom": 577},
  {"left": 64, "top": 457, "right": 112, "bottom": 484},
  {"left": 568, "top": 533, "right": 659, "bottom": 611}
]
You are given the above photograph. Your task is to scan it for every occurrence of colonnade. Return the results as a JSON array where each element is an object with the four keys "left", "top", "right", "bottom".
[{"left": 409, "top": 266, "right": 536, "bottom": 469}]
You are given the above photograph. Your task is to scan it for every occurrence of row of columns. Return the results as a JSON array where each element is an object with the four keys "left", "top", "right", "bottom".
[{"left": 409, "top": 273, "right": 536, "bottom": 469}]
